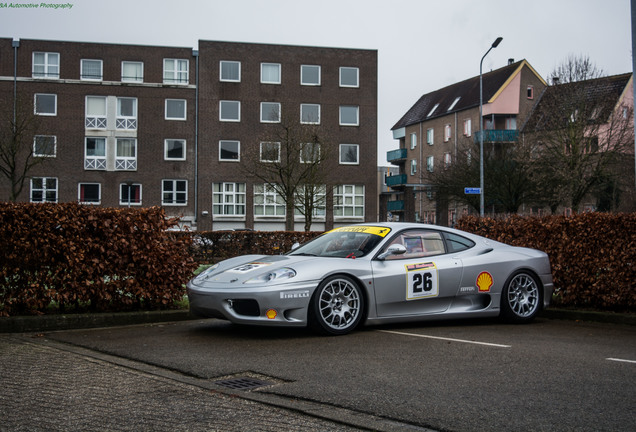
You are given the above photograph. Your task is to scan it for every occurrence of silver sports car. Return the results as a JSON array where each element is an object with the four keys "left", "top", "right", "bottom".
[{"left": 187, "top": 223, "right": 554, "bottom": 335}]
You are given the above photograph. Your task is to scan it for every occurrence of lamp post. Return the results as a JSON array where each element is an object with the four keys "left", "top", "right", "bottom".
[{"left": 479, "top": 37, "right": 503, "bottom": 217}]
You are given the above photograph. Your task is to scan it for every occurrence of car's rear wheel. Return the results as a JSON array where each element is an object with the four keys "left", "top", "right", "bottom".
[
  {"left": 309, "top": 275, "right": 364, "bottom": 335},
  {"left": 501, "top": 271, "right": 542, "bottom": 323}
]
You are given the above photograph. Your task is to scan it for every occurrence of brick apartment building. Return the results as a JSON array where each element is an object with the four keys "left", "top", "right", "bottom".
[{"left": 0, "top": 38, "right": 377, "bottom": 231}]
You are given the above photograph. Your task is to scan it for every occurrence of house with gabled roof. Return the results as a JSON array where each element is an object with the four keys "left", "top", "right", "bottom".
[{"left": 385, "top": 59, "right": 547, "bottom": 225}]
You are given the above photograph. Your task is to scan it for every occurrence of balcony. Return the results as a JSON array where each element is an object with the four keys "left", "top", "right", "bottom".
[
  {"left": 473, "top": 129, "right": 518, "bottom": 143},
  {"left": 387, "top": 200, "right": 404, "bottom": 211},
  {"left": 387, "top": 148, "right": 407, "bottom": 164},
  {"left": 385, "top": 174, "right": 407, "bottom": 188}
]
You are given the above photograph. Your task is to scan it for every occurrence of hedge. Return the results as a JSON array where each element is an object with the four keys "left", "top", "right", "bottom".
[
  {"left": 0, "top": 203, "right": 197, "bottom": 317},
  {"left": 456, "top": 213, "right": 636, "bottom": 312}
]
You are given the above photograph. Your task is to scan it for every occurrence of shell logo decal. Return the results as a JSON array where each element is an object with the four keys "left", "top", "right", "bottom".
[
  {"left": 476, "top": 272, "right": 494, "bottom": 292},
  {"left": 266, "top": 309, "right": 277, "bottom": 319}
]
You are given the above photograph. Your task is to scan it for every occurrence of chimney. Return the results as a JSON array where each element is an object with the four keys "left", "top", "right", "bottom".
[{"left": 508, "top": 58, "right": 514, "bottom": 65}]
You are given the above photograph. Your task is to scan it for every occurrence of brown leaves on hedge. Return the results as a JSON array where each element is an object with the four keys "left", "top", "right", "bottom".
[
  {"left": 0, "top": 202, "right": 198, "bottom": 316},
  {"left": 456, "top": 213, "right": 636, "bottom": 312}
]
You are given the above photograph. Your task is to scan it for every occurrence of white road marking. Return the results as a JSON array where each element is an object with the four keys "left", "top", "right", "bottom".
[
  {"left": 606, "top": 358, "right": 636, "bottom": 364},
  {"left": 379, "top": 330, "right": 511, "bottom": 348}
]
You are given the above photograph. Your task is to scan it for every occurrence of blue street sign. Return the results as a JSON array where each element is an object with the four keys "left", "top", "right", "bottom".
[{"left": 464, "top": 187, "right": 481, "bottom": 195}]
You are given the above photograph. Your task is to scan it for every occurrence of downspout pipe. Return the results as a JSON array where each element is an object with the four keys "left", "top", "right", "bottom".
[
  {"left": 193, "top": 49, "right": 199, "bottom": 226},
  {"left": 12, "top": 39, "right": 20, "bottom": 133}
]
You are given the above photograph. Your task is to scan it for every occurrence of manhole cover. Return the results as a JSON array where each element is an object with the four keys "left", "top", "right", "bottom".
[{"left": 214, "top": 376, "right": 273, "bottom": 390}]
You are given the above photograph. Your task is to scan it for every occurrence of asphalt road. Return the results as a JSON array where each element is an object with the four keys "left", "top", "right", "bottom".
[{"left": 34, "top": 317, "right": 636, "bottom": 431}]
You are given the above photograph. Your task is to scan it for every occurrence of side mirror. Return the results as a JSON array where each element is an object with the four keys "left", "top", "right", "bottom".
[{"left": 377, "top": 244, "right": 407, "bottom": 260}]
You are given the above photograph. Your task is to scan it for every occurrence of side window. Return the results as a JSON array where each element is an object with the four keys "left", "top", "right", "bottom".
[
  {"left": 382, "top": 230, "right": 446, "bottom": 260},
  {"left": 444, "top": 232, "right": 475, "bottom": 253}
]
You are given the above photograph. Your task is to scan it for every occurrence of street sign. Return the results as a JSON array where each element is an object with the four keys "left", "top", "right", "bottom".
[{"left": 464, "top": 187, "right": 481, "bottom": 195}]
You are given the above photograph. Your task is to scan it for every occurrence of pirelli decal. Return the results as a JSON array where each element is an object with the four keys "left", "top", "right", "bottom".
[{"left": 405, "top": 262, "right": 439, "bottom": 300}]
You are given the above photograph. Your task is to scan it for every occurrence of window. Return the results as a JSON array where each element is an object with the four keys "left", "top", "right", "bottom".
[
  {"left": 444, "top": 152, "right": 452, "bottom": 168},
  {"left": 410, "top": 159, "right": 417, "bottom": 175},
  {"left": 260, "top": 102, "right": 281, "bottom": 123},
  {"left": 162, "top": 179, "right": 187, "bottom": 205},
  {"left": 85, "top": 137, "right": 106, "bottom": 170},
  {"left": 427, "top": 103, "right": 439, "bottom": 117},
  {"left": 219, "top": 100, "right": 240, "bottom": 122},
  {"left": 219, "top": 140, "right": 240, "bottom": 161},
  {"left": 78, "top": 183, "right": 101, "bottom": 204},
  {"left": 340, "top": 105, "right": 359, "bottom": 126},
  {"left": 85, "top": 96, "right": 107, "bottom": 128},
  {"left": 31, "top": 177, "right": 57, "bottom": 203},
  {"left": 295, "top": 185, "right": 326, "bottom": 218},
  {"left": 300, "top": 104, "right": 320, "bottom": 124},
  {"left": 444, "top": 124, "right": 451, "bottom": 142},
  {"left": 165, "top": 99, "right": 186, "bottom": 120},
  {"left": 116, "top": 97, "right": 137, "bottom": 129},
  {"left": 444, "top": 232, "right": 475, "bottom": 253},
  {"left": 426, "top": 128, "right": 434, "bottom": 145},
  {"left": 505, "top": 117, "right": 517, "bottom": 130},
  {"left": 81, "top": 59, "right": 103, "bottom": 81},
  {"left": 463, "top": 118, "right": 472, "bottom": 136},
  {"left": 163, "top": 59, "right": 189, "bottom": 84},
  {"left": 448, "top": 96, "right": 461, "bottom": 111},
  {"left": 339, "top": 144, "right": 359, "bottom": 165},
  {"left": 165, "top": 139, "right": 186, "bottom": 160},
  {"left": 220, "top": 60, "right": 241, "bottom": 82},
  {"left": 301, "top": 65, "right": 321, "bottom": 86},
  {"left": 213, "top": 182, "right": 246, "bottom": 216},
  {"left": 333, "top": 184, "right": 364, "bottom": 218},
  {"left": 34, "top": 94, "right": 56, "bottom": 116},
  {"left": 120, "top": 183, "right": 142, "bottom": 206},
  {"left": 410, "top": 133, "right": 417, "bottom": 150},
  {"left": 32, "top": 52, "right": 59, "bottom": 78},
  {"left": 254, "top": 184, "right": 285, "bottom": 217},
  {"left": 381, "top": 229, "right": 446, "bottom": 260},
  {"left": 340, "top": 67, "right": 359, "bottom": 87},
  {"left": 33, "top": 135, "right": 56, "bottom": 157},
  {"left": 115, "top": 138, "right": 137, "bottom": 170},
  {"left": 300, "top": 143, "right": 320, "bottom": 163},
  {"left": 527, "top": 85, "right": 534, "bottom": 99},
  {"left": 427, "top": 156, "right": 434, "bottom": 172},
  {"left": 122, "top": 61, "right": 143, "bottom": 82},
  {"left": 261, "top": 63, "right": 281, "bottom": 84},
  {"left": 260, "top": 142, "right": 280, "bottom": 162}
]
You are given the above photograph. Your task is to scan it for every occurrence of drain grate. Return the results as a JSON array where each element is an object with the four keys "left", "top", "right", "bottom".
[{"left": 213, "top": 376, "right": 273, "bottom": 390}]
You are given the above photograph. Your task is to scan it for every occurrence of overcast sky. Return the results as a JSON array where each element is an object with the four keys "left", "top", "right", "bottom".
[{"left": 1, "top": 0, "right": 632, "bottom": 163}]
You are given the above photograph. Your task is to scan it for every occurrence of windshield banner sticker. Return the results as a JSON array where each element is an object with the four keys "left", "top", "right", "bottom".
[
  {"left": 405, "top": 262, "right": 439, "bottom": 300},
  {"left": 328, "top": 226, "right": 392, "bottom": 237}
]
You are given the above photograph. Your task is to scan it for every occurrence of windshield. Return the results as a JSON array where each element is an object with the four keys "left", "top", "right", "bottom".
[{"left": 289, "top": 226, "right": 391, "bottom": 258}]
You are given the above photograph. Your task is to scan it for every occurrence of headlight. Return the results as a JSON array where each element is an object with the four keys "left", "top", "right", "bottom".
[{"left": 244, "top": 268, "right": 296, "bottom": 284}]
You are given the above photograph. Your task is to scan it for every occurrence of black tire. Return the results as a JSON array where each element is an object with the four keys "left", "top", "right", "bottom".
[
  {"left": 500, "top": 271, "right": 542, "bottom": 323},
  {"left": 308, "top": 275, "right": 364, "bottom": 335}
]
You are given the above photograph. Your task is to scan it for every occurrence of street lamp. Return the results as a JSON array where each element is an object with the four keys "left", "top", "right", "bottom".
[{"left": 479, "top": 36, "right": 503, "bottom": 217}]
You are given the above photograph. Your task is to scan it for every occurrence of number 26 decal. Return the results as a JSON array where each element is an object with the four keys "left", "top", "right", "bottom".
[{"left": 405, "top": 262, "right": 438, "bottom": 300}]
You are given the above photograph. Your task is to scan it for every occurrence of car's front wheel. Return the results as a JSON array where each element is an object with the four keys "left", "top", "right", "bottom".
[
  {"left": 309, "top": 275, "right": 364, "bottom": 335},
  {"left": 501, "top": 271, "right": 542, "bottom": 323}
]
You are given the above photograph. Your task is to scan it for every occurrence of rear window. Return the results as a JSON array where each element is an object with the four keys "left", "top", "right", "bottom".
[{"left": 444, "top": 232, "right": 475, "bottom": 253}]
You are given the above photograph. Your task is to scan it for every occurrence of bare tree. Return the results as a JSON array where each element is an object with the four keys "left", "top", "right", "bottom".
[
  {"left": 0, "top": 94, "right": 46, "bottom": 202},
  {"left": 549, "top": 54, "right": 603, "bottom": 84},
  {"left": 242, "top": 113, "right": 336, "bottom": 231}
]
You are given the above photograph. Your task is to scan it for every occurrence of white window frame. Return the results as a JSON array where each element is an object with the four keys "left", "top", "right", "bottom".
[
  {"left": 427, "top": 156, "right": 435, "bottom": 172},
  {"left": 80, "top": 59, "right": 103, "bottom": 81},
  {"left": 260, "top": 142, "right": 281, "bottom": 163},
  {"left": 78, "top": 183, "right": 101, "bottom": 205},
  {"left": 444, "top": 124, "right": 451, "bottom": 142},
  {"left": 300, "top": 65, "right": 321, "bottom": 86},
  {"left": 254, "top": 184, "right": 286, "bottom": 218},
  {"left": 162, "top": 179, "right": 188, "bottom": 206},
  {"left": 410, "top": 133, "right": 417, "bottom": 150},
  {"left": 32, "top": 52, "right": 59, "bottom": 79},
  {"left": 464, "top": 118, "right": 472, "bottom": 136},
  {"left": 294, "top": 185, "right": 326, "bottom": 218},
  {"left": 339, "top": 105, "right": 359, "bottom": 126},
  {"left": 30, "top": 177, "right": 58, "bottom": 203},
  {"left": 164, "top": 139, "right": 186, "bottom": 161},
  {"left": 165, "top": 99, "right": 187, "bottom": 121},
  {"left": 119, "top": 183, "right": 142, "bottom": 206},
  {"left": 84, "top": 137, "right": 107, "bottom": 170},
  {"left": 260, "top": 102, "right": 281, "bottom": 123},
  {"left": 333, "top": 184, "right": 365, "bottom": 219},
  {"left": 300, "top": 143, "right": 321, "bottom": 164},
  {"left": 410, "top": 159, "right": 417, "bottom": 175},
  {"left": 116, "top": 97, "right": 137, "bottom": 130},
  {"left": 261, "top": 63, "right": 281, "bottom": 84},
  {"left": 34, "top": 93, "right": 57, "bottom": 116},
  {"left": 220, "top": 60, "right": 241, "bottom": 82},
  {"left": 219, "top": 100, "right": 240, "bottom": 122},
  {"left": 213, "top": 182, "right": 246, "bottom": 216},
  {"left": 115, "top": 138, "right": 137, "bottom": 171},
  {"left": 163, "top": 58, "right": 189, "bottom": 85},
  {"left": 85, "top": 96, "right": 107, "bottom": 129},
  {"left": 121, "top": 61, "right": 143, "bottom": 83},
  {"left": 219, "top": 140, "right": 240, "bottom": 162},
  {"left": 339, "top": 67, "right": 359, "bottom": 88},
  {"left": 339, "top": 144, "right": 359, "bottom": 165},
  {"left": 444, "top": 152, "right": 452, "bottom": 168},
  {"left": 33, "top": 135, "right": 56, "bottom": 157},
  {"left": 300, "top": 103, "right": 320, "bottom": 124},
  {"left": 426, "top": 128, "right": 434, "bottom": 145}
]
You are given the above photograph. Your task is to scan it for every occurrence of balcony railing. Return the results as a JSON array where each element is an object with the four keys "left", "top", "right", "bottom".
[
  {"left": 473, "top": 129, "right": 518, "bottom": 143},
  {"left": 387, "top": 148, "right": 407, "bottom": 163},
  {"left": 385, "top": 174, "right": 407, "bottom": 188},
  {"left": 387, "top": 200, "right": 404, "bottom": 211}
]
